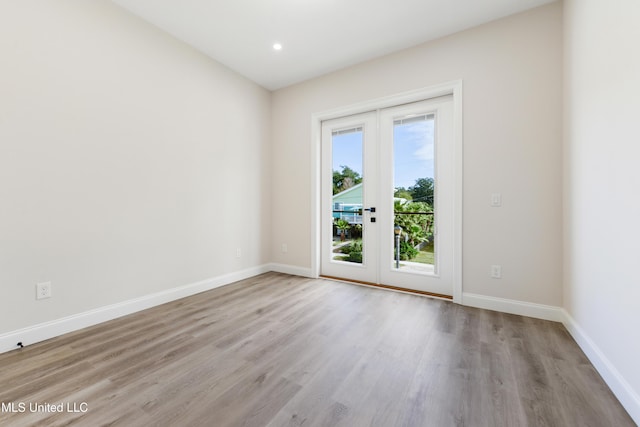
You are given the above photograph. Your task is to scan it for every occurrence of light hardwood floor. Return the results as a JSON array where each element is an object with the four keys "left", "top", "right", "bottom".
[{"left": 0, "top": 273, "right": 634, "bottom": 426}]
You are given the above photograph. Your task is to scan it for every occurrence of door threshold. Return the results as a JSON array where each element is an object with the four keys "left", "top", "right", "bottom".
[{"left": 320, "top": 275, "right": 452, "bottom": 300}]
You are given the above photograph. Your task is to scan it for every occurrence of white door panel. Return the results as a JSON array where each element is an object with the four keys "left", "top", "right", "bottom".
[
  {"left": 378, "top": 97, "right": 454, "bottom": 295},
  {"left": 321, "top": 112, "right": 378, "bottom": 283}
]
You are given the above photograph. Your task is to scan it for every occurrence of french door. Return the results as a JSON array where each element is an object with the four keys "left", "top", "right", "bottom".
[{"left": 321, "top": 96, "right": 454, "bottom": 296}]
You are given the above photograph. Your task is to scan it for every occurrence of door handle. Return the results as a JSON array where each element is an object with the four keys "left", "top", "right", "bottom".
[{"left": 364, "top": 207, "right": 376, "bottom": 213}]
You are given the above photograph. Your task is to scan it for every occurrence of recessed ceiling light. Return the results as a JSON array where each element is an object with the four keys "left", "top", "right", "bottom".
[{"left": 273, "top": 43, "right": 283, "bottom": 51}]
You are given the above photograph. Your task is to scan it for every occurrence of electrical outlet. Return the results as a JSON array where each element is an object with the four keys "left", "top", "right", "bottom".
[
  {"left": 281, "top": 243, "right": 288, "bottom": 253},
  {"left": 490, "top": 265, "right": 502, "bottom": 279},
  {"left": 236, "top": 248, "right": 242, "bottom": 258},
  {"left": 36, "top": 282, "right": 52, "bottom": 300}
]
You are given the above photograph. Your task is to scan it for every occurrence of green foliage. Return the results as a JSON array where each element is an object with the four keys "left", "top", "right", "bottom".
[
  {"left": 334, "top": 218, "right": 351, "bottom": 241},
  {"left": 394, "top": 177, "right": 433, "bottom": 205},
  {"left": 394, "top": 187, "right": 413, "bottom": 201},
  {"left": 334, "top": 218, "right": 351, "bottom": 231},
  {"left": 333, "top": 166, "right": 362, "bottom": 194},
  {"left": 414, "top": 241, "right": 435, "bottom": 264},
  {"left": 408, "top": 177, "right": 434, "bottom": 204},
  {"left": 340, "top": 240, "right": 362, "bottom": 254},
  {"left": 394, "top": 200, "right": 434, "bottom": 260},
  {"left": 338, "top": 239, "right": 363, "bottom": 263},
  {"left": 347, "top": 251, "right": 363, "bottom": 263},
  {"left": 399, "top": 240, "right": 419, "bottom": 260}
]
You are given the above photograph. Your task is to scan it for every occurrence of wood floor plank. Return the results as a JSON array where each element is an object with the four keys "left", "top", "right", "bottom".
[{"left": 0, "top": 273, "right": 634, "bottom": 427}]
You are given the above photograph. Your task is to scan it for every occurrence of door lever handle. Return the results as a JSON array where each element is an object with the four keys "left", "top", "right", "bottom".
[{"left": 364, "top": 207, "right": 376, "bottom": 213}]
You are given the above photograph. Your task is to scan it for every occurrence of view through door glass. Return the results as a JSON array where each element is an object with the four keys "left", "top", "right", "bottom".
[
  {"left": 392, "top": 114, "right": 436, "bottom": 274},
  {"left": 331, "top": 127, "right": 364, "bottom": 265}
]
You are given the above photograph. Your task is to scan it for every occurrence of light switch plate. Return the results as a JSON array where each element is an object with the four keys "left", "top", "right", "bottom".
[
  {"left": 491, "top": 193, "right": 502, "bottom": 207},
  {"left": 491, "top": 265, "right": 502, "bottom": 279}
]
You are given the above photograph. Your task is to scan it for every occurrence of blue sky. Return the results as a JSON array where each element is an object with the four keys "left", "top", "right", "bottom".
[{"left": 332, "top": 119, "right": 434, "bottom": 189}]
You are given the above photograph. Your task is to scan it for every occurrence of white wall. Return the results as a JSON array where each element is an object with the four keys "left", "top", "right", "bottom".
[
  {"left": 271, "top": 3, "right": 563, "bottom": 306},
  {"left": 0, "top": 1, "right": 271, "bottom": 335},
  {"left": 2, "top": 1, "right": 637, "bottom": 418},
  {"left": 564, "top": 0, "right": 640, "bottom": 421}
]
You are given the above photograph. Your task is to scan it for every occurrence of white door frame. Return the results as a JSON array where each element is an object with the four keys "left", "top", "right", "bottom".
[{"left": 310, "top": 80, "right": 463, "bottom": 303}]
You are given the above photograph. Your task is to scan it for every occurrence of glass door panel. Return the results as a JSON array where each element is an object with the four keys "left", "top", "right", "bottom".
[
  {"left": 331, "top": 127, "right": 364, "bottom": 264},
  {"left": 379, "top": 97, "right": 454, "bottom": 296},
  {"left": 392, "top": 114, "right": 436, "bottom": 275},
  {"left": 321, "top": 112, "right": 377, "bottom": 283}
]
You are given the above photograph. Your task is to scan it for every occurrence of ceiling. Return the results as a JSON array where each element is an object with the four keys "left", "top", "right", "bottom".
[{"left": 111, "top": 0, "right": 556, "bottom": 91}]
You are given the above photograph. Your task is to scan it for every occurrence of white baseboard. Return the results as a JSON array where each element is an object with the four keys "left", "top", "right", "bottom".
[
  {"left": 462, "top": 292, "right": 564, "bottom": 322},
  {"left": 268, "top": 263, "right": 314, "bottom": 278},
  {"left": 0, "top": 264, "right": 271, "bottom": 355},
  {"left": 560, "top": 309, "right": 640, "bottom": 425}
]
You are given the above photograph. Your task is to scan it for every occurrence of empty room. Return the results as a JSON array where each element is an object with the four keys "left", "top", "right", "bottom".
[{"left": 1, "top": 0, "right": 638, "bottom": 425}]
